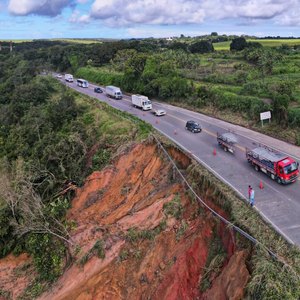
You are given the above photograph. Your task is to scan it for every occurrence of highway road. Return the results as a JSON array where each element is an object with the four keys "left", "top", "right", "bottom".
[{"left": 58, "top": 77, "right": 300, "bottom": 246}]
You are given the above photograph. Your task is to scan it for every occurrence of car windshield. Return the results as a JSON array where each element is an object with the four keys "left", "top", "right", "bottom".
[
  {"left": 283, "top": 162, "right": 298, "bottom": 174},
  {"left": 193, "top": 123, "right": 199, "bottom": 127}
]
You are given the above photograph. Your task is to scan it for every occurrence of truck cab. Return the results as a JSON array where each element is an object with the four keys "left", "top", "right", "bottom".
[
  {"left": 276, "top": 158, "right": 299, "bottom": 184},
  {"left": 246, "top": 146, "right": 299, "bottom": 184}
]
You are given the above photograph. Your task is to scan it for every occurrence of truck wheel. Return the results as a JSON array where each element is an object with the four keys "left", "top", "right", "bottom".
[
  {"left": 224, "top": 147, "right": 228, "bottom": 152},
  {"left": 254, "top": 165, "right": 259, "bottom": 172},
  {"left": 270, "top": 174, "right": 275, "bottom": 180},
  {"left": 277, "top": 178, "right": 282, "bottom": 184}
]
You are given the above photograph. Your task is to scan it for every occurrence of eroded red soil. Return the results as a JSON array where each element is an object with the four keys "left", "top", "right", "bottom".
[{"left": 0, "top": 143, "right": 250, "bottom": 299}]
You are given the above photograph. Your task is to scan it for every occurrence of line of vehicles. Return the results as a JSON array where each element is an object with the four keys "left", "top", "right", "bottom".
[
  {"left": 60, "top": 73, "right": 299, "bottom": 184},
  {"left": 70, "top": 76, "right": 166, "bottom": 116}
]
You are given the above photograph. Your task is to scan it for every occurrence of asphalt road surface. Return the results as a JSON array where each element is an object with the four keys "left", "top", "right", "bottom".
[{"left": 57, "top": 76, "right": 300, "bottom": 246}]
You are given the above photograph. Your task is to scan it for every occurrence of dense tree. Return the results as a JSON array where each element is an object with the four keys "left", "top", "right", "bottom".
[
  {"left": 189, "top": 41, "right": 214, "bottom": 54},
  {"left": 168, "top": 42, "right": 188, "bottom": 52},
  {"left": 272, "top": 94, "right": 289, "bottom": 126},
  {"left": 230, "top": 37, "right": 248, "bottom": 51}
]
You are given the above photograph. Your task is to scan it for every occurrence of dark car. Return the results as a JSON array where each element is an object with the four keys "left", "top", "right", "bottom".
[
  {"left": 94, "top": 87, "right": 103, "bottom": 93},
  {"left": 185, "top": 120, "right": 202, "bottom": 133}
]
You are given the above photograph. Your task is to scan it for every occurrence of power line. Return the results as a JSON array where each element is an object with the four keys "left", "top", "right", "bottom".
[{"left": 152, "top": 133, "right": 293, "bottom": 264}]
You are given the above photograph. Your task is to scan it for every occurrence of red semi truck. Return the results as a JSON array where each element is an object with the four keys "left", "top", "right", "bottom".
[{"left": 246, "top": 146, "right": 299, "bottom": 184}]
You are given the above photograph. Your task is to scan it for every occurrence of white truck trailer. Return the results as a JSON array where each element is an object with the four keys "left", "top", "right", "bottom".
[
  {"left": 131, "top": 94, "right": 152, "bottom": 110},
  {"left": 65, "top": 74, "right": 73, "bottom": 82},
  {"left": 105, "top": 86, "right": 122, "bottom": 99}
]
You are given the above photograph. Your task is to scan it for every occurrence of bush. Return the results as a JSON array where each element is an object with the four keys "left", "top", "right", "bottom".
[
  {"left": 25, "top": 234, "right": 65, "bottom": 282},
  {"left": 189, "top": 41, "right": 214, "bottom": 54},
  {"left": 288, "top": 108, "right": 300, "bottom": 127},
  {"left": 92, "top": 149, "right": 111, "bottom": 171},
  {"left": 230, "top": 37, "right": 247, "bottom": 51},
  {"left": 240, "top": 81, "right": 269, "bottom": 97},
  {"left": 76, "top": 67, "right": 124, "bottom": 86}
]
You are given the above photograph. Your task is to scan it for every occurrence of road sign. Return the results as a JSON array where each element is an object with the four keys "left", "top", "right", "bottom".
[
  {"left": 260, "top": 111, "right": 271, "bottom": 121},
  {"left": 260, "top": 111, "right": 271, "bottom": 127}
]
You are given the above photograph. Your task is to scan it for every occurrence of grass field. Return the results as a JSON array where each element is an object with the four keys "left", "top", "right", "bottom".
[
  {"left": 213, "top": 39, "right": 300, "bottom": 51},
  {"left": 1, "top": 39, "right": 32, "bottom": 43},
  {"left": 2, "top": 38, "right": 115, "bottom": 44},
  {"left": 51, "top": 38, "right": 103, "bottom": 44}
]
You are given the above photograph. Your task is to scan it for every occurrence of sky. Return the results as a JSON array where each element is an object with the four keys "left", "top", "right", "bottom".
[{"left": 0, "top": 0, "right": 300, "bottom": 39}]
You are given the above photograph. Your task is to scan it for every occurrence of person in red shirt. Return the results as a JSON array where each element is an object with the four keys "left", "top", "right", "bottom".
[{"left": 248, "top": 185, "right": 252, "bottom": 200}]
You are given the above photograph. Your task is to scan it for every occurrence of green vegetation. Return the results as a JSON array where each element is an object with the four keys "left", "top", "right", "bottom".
[
  {"left": 125, "top": 220, "right": 167, "bottom": 243},
  {"left": 213, "top": 39, "right": 300, "bottom": 50},
  {"left": 79, "top": 240, "right": 105, "bottom": 266},
  {"left": 163, "top": 194, "right": 183, "bottom": 220},
  {"left": 76, "top": 67, "right": 123, "bottom": 86},
  {"left": 18, "top": 279, "right": 47, "bottom": 300},
  {"left": 176, "top": 220, "right": 188, "bottom": 241},
  {"left": 199, "top": 234, "right": 227, "bottom": 292},
  {"left": 0, "top": 49, "right": 151, "bottom": 290},
  {"left": 3, "top": 36, "right": 299, "bottom": 143}
]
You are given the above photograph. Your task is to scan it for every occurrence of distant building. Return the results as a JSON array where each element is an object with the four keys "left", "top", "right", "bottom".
[{"left": 166, "top": 37, "right": 173, "bottom": 41}]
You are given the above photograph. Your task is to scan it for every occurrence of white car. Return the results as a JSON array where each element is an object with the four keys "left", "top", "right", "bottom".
[
  {"left": 56, "top": 74, "right": 63, "bottom": 78},
  {"left": 154, "top": 109, "right": 166, "bottom": 116}
]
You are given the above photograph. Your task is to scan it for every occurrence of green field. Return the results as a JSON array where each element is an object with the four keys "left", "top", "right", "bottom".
[
  {"left": 51, "top": 38, "right": 103, "bottom": 44},
  {"left": 213, "top": 39, "right": 300, "bottom": 51},
  {"left": 1, "top": 38, "right": 103, "bottom": 44},
  {"left": 1, "top": 39, "right": 32, "bottom": 43}
]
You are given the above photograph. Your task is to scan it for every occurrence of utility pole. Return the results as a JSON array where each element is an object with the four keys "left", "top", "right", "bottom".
[{"left": 10, "top": 41, "right": 13, "bottom": 52}]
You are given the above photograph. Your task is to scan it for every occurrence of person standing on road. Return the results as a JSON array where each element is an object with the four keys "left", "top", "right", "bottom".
[
  {"left": 250, "top": 188, "right": 255, "bottom": 207},
  {"left": 248, "top": 185, "right": 252, "bottom": 200}
]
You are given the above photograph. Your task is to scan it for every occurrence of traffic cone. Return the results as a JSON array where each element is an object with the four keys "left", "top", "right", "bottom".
[
  {"left": 259, "top": 181, "right": 264, "bottom": 189},
  {"left": 213, "top": 148, "right": 217, "bottom": 156}
]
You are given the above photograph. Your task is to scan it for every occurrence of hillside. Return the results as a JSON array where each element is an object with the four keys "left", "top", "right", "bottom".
[
  {"left": 1, "top": 139, "right": 300, "bottom": 299},
  {"left": 1, "top": 142, "right": 250, "bottom": 299}
]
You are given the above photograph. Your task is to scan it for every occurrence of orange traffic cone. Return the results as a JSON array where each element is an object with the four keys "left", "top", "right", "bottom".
[
  {"left": 259, "top": 181, "right": 264, "bottom": 189},
  {"left": 213, "top": 148, "right": 217, "bottom": 156}
]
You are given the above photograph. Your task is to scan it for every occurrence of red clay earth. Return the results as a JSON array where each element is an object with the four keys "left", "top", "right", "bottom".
[{"left": 0, "top": 143, "right": 250, "bottom": 299}]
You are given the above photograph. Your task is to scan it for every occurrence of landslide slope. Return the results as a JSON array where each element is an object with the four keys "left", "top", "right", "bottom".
[{"left": 38, "top": 142, "right": 249, "bottom": 300}]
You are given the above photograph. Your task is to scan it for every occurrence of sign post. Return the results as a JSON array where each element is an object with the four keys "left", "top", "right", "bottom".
[{"left": 260, "top": 111, "right": 271, "bottom": 127}]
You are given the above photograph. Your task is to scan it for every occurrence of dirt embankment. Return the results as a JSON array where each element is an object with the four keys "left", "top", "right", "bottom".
[{"left": 0, "top": 143, "right": 250, "bottom": 299}]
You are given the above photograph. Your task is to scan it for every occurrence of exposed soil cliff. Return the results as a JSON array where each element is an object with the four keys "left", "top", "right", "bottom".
[{"left": 0, "top": 143, "right": 250, "bottom": 299}]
